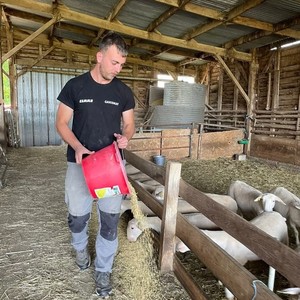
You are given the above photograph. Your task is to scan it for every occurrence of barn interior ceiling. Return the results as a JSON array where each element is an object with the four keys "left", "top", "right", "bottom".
[{"left": 0, "top": 0, "right": 300, "bottom": 74}]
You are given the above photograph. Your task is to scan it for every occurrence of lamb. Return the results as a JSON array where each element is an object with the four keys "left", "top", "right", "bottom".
[
  {"left": 228, "top": 180, "right": 285, "bottom": 220},
  {"left": 121, "top": 198, "right": 199, "bottom": 216},
  {"left": 269, "top": 186, "right": 300, "bottom": 246},
  {"left": 270, "top": 187, "right": 300, "bottom": 206},
  {"left": 126, "top": 216, "right": 189, "bottom": 253},
  {"left": 197, "top": 194, "right": 288, "bottom": 299},
  {"left": 227, "top": 180, "right": 264, "bottom": 219},
  {"left": 126, "top": 205, "right": 238, "bottom": 245},
  {"left": 122, "top": 193, "right": 238, "bottom": 227}
]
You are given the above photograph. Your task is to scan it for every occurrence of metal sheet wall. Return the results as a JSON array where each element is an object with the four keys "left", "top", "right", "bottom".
[{"left": 17, "top": 69, "right": 82, "bottom": 146}]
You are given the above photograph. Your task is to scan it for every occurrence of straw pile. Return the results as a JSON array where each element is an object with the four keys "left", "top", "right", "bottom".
[{"left": 113, "top": 182, "right": 162, "bottom": 300}]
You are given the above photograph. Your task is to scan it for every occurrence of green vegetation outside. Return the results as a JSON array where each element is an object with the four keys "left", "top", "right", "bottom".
[{"left": 2, "top": 60, "right": 11, "bottom": 106}]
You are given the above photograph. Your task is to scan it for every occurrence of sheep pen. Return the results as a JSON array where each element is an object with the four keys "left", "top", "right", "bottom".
[{"left": 1, "top": 145, "right": 299, "bottom": 299}]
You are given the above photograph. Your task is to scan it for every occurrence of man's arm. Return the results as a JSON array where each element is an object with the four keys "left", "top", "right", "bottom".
[
  {"left": 114, "top": 109, "right": 135, "bottom": 149},
  {"left": 56, "top": 102, "right": 94, "bottom": 163}
]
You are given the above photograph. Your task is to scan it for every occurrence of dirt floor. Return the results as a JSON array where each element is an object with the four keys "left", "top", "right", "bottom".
[{"left": 0, "top": 146, "right": 299, "bottom": 299}]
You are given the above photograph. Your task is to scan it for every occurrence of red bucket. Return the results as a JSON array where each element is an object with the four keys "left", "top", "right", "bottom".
[{"left": 82, "top": 142, "right": 130, "bottom": 199}]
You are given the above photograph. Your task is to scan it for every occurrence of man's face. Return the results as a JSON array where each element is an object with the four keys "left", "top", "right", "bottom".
[{"left": 97, "top": 45, "right": 127, "bottom": 81}]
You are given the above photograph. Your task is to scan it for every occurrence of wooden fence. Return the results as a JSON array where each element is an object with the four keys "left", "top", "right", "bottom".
[
  {"left": 127, "top": 126, "right": 244, "bottom": 161},
  {"left": 252, "top": 110, "right": 300, "bottom": 138},
  {"left": 124, "top": 150, "right": 300, "bottom": 300}
]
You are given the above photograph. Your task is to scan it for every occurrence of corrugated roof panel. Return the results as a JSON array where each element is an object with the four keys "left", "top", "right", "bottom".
[
  {"left": 236, "top": 35, "right": 290, "bottom": 51},
  {"left": 117, "top": 0, "right": 170, "bottom": 30},
  {"left": 242, "top": 0, "right": 300, "bottom": 23},
  {"left": 62, "top": 0, "right": 119, "bottom": 19},
  {"left": 158, "top": 10, "right": 208, "bottom": 38},
  {"left": 195, "top": 23, "right": 255, "bottom": 47},
  {"left": 191, "top": 0, "right": 246, "bottom": 12}
]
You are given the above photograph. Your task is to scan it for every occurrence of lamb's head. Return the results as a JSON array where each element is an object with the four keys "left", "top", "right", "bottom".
[
  {"left": 175, "top": 239, "right": 190, "bottom": 253},
  {"left": 152, "top": 186, "right": 165, "bottom": 200},
  {"left": 254, "top": 193, "right": 285, "bottom": 212},
  {"left": 127, "top": 218, "right": 143, "bottom": 242},
  {"left": 126, "top": 217, "right": 149, "bottom": 242}
]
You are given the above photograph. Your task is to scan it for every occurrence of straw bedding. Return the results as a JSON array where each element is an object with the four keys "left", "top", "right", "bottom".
[{"left": 1, "top": 145, "right": 298, "bottom": 299}]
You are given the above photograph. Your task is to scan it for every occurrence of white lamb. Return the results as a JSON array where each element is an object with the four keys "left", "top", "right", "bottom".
[
  {"left": 198, "top": 194, "right": 288, "bottom": 299},
  {"left": 269, "top": 186, "right": 300, "bottom": 246},
  {"left": 122, "top": 190, "right": 238, "bottom": 225},
  {"left": 228, "top": 180, "right": 265, "bottom": 219},
  {"left": 126, "top": 216, "right": 188, "bottom": 253}
]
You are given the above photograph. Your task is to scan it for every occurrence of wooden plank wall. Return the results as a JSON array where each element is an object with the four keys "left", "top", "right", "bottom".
[
  {"left": 250, "top": 134, "right": 300, "bottom": 166},
  {"left": 198, "top": 129, "right": 244, "bottom": 159},
  {"left": 127, "top": 128, "right": 244, "bottom": 161}
]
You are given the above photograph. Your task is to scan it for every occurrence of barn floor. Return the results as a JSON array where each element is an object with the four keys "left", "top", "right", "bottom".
[
  {"left": 0, "top": 146, "right": 191, "bottom": 300},
  {"left": 1, "top": 146, "right": 296, "bottom": 299}
]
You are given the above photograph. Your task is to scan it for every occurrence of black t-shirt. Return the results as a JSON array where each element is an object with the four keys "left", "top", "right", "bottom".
[{"left": 57, "top": 72, "right": 135, "bottom": 162}]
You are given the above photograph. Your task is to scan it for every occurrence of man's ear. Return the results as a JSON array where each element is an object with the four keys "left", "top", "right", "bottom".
[{"left": 96, "top": 51, "right": 103, "bottom": 63}]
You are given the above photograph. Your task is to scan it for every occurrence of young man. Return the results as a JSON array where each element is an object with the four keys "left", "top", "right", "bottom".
[{"left": 56, "top": 31, "right": 135, "bottom": 297}]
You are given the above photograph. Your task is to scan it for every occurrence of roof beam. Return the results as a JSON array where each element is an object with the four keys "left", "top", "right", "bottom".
[
  {"left": 1, "top": 14, "right": 59, "bottom": 63},
  {"left": 57, "top": 5, "right": 252, "bottom": 61},
  {"left": 146, "top": 0, "right": 191, "bottom": 32},
  {"left": 215, "top": 54, "right": 250, "bottom": 105},
  {"left": 225, "top": 15, "right": 300, "bottom": 49},
  {"left": 88, "top": 0, "right": 129, "bottom": 47},
  {"left": 183, "top": 0, "right": 265, "bottom": 40},
  {"left": 12, "top": 30, "right": 192, "bottom": 73},
  {"left": 156, "top": 0, "right": 300, "bottom": 41},
  {"left": 1, "top": 0, "right": 251, "bottom": 61}
]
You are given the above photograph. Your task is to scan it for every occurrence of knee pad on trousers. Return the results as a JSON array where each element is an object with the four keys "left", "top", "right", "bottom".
[
  {"left": 68, "top": 213, "right": 90, "bottom": 233},
  {"left": 100, "top": 211, "right": 120, "bottom": 241}
]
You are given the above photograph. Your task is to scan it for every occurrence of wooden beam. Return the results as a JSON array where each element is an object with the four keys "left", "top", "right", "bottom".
[
  {"left": 88, "top": 0, "right": 129, "bottom": 47},
  {"left": 156, "top": 0, "right": 300, "bottom": 40},
  {"left": 1, "top": 16, "right": 59, "bottom": 63},
  {"left": 17, "top": 45, "right": 55, "bottom": 77},
  {"left": 147, "top": 0, "right": 191, "bottom": 32},
  {"left": 183, "top": 0, "right": 265, "bottom": 40},
  {"left": 159, "top": 161, "right": 181, "bottom": 273},
  {"left": 57, "top": 6, "right": 251, "bottom": 61},
  {"left": 215, "top": 54, "right": 250, "bottom": 105}
]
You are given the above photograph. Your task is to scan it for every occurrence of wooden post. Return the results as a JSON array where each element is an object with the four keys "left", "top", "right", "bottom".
[
  {"left": 246, "top": 49, "right": 258, "bottom": 154},
  {"left": 217, "top": 65, "right": 223, "bottom": 125},
  {"left": 296, "top": 92, "right": 300, "bottom": 140},
  {"left": 233, "top": 63, "right": 240, "bottom": 127},
  {"left": 159, "top": 161, "right": 181, "bottom": 273},
  {"left": 190, "top": 128, "right": 199, "bottom": 159}
]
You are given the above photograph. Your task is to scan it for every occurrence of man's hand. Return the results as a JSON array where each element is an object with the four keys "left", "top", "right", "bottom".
[
  {"left": 114, "top": 133, "right": 128, "bottom": 149},
  {"left": 74, "top": 145, "right": 94, "bottom": 164}
]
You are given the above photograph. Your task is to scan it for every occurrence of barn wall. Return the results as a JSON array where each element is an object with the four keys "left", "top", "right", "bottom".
[
  {"left": 250, "top": 134, "right": 300, "bottom": 166},
  {"left": 16, "top": 66, "right": 150, "bottom": 147},
  {"left": 17, "top": 69, "right": 74, "bottom": 146},
  {"left": 202, "top": 44, "right": 300, "bottom": 166}
]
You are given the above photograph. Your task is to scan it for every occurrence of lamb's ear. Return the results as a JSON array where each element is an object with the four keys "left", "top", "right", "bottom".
[
  {"left": 254, "top": 195, "right": 263, "bottom": 202},
  {"left": 277, "top": 287, "right": 300, "bottom": 295},
  {"left": 274, "top": 196, "right": 286, "bottom": 204}
]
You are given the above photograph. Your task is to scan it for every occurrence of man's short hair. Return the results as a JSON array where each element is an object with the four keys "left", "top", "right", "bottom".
[{"left": 99, "top": 31, "right": 128, "bottom": 56}]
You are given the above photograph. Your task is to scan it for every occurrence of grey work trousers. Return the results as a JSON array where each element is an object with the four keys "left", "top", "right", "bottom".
[{"left": 65, "top": 162, "right": 123, "bottom": 273}]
